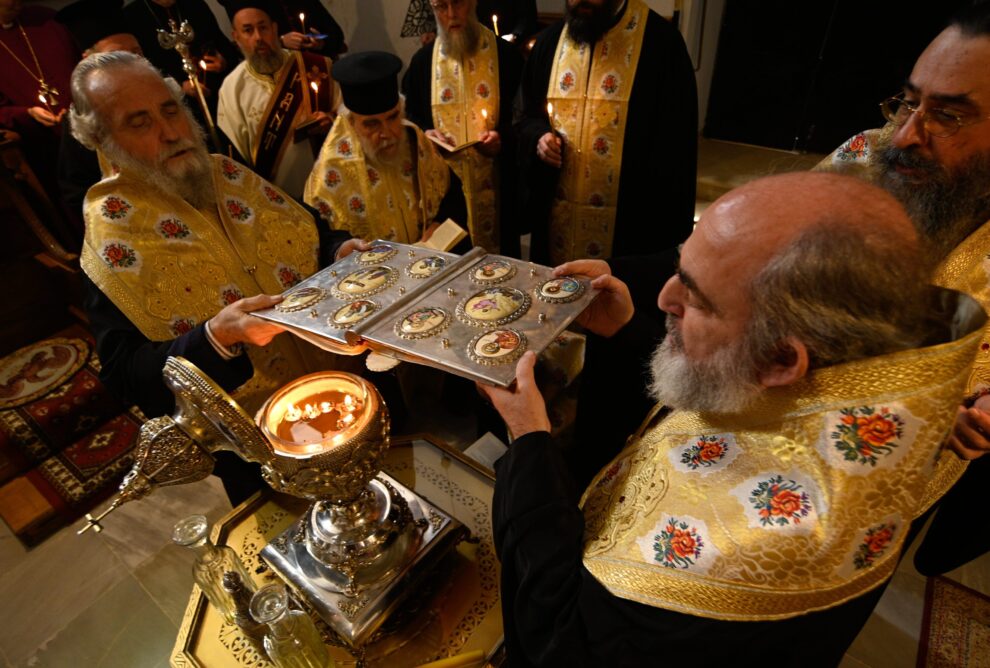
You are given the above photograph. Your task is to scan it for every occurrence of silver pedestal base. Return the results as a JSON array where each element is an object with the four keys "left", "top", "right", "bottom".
[{"left": 260, "top": 472, "right": 464, "bottom": 646}]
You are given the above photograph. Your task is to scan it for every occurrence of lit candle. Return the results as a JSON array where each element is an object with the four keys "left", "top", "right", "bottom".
[
  {"left": 481, "top": 107, "right": 489, "bottom": 130},
  {"left": 260, "top": 372, "right": 377, "bottom": 456},
  {"left": 299, "top": 12, "right": 306, "bottom": 34},
  {"left": 492, "top": 14, "right": 499, "bottom": 37},
  {"left": 311, "top": 80, "right": 320, "bottom": 112},
  {"left": 547, "top": 101, "right": 556, "bottom": 132},
  {"left": 198, "top": 59, "right": 207, "bottom": 83}
]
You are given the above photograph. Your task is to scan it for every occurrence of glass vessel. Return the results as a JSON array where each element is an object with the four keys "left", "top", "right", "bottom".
[
  {"left": 172, "top": 514, "right": 254, "bottom": 625},
  {"left": 250, "top": 583, "right": 333, "bottom": 668}
]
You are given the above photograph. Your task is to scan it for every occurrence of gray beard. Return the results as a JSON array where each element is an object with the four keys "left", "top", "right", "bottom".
[
  {"left": 359, "top": 128, "right": 409, "bottom": 169},
  {"left": 648, "top": 316, "right": 764, "bottom": 414},
  {"left": 103, "top": 135, "right": 215, "bottom": 210},
  {"left": 247, "top": 48, "right": 284, "bottom": 76},
  {"left": 438, "top": 20, "right": 481, "bottom": 60},
  {"left": 876, "top": 145, "right": 990, "bottom": 259}
]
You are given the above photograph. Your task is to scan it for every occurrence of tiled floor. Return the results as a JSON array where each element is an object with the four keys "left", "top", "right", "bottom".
[{"left": 1, "top": 138, "right": 987, "bottom": 667}]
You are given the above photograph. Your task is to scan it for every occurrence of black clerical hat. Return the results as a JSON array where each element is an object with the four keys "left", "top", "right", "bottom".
[
  {"left": 332, "top": 52, "right": 403, "bottom": 116},
  {"left": 222, "top": 0, "right": 279, "bottom": 26},
  {"left": 55, "top": 0, "right": 130, "bottom": 52}
]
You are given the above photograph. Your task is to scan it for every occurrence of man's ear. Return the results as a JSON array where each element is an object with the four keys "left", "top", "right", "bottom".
[{"left": 758, "top": 336, "right": 809, "bottom": 388}]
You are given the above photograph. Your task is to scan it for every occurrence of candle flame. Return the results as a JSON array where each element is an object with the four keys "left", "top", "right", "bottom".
[
  {"left": 547, "top": 102, "right": 553, "bottom": 117},
  {"left": 492, "top": 14, "right": 499, "bottom": 36},
  {"left": 199, "top": 59, "right": 207, "bottom": 70},
  {"left": 481, "top": 108, "right": 488, "bottom": 119},
  {"left": 284, "top": 393, "right": 361, "bottom": 425},
  {"left": 311, "top": 81, "right": 319, "bottom": 92},
  {"left": 299, "top": 12, "right": 305, "bottom": 21},
  {"left": 38, "top": 94, "right": 46, "bottom": 104}
]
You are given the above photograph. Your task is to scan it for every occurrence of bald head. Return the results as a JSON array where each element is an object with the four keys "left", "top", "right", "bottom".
[
  {"left": 653, "top": 172, "right": 931, "bottom": 413},
  {"left": 700, "top": 172, "right": 919, "bottom": 288}
]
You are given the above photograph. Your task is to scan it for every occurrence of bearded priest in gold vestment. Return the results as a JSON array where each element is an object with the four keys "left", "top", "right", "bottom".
[
  {"left": 305, "top": 51, "right": 468, "bottom": 246},
  {"left": 69, "top": 52, "right": 363, "bottom": 503},
  {"left": 816, "top": 6, "right": 990, "bottom": 576},
  {"left": 480, "top": 173, "right": 984, "bottom": 666},
  {"left": 401, "top": 0, "right": 524, "bottom": 255}
]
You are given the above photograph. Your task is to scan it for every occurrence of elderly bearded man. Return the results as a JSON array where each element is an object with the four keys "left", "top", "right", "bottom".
[
  {"left": 305, "top": 51, "right": 468, "bottom": 245},
  {"left": 817, "top": 4, "right": 990, "bottom": 575},
  {"left": 217, "top": 0, "right": 334, "bottom": 198},
  {"left": 402, "top": 0, "right": 524, "bottom": 255},
  {"left": 70, "top": 52, "right": 361, "bottom": 502},
  {"left": 516, "top": 0, "right": 698, "bottom": 265},
  {"left": 480, "top": 172, "right": 986, "bottom": 666}
]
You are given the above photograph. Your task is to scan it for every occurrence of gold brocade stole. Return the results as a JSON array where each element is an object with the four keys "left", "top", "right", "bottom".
[
  {"left": 546, "top": 0, "right": 647, "bottom": 264},
  {"left": 815, "top": 125, "right": 981, "bottom": 499},
  {"left": 431, "top": 26, "right": 501, "bottom": 252},
  {"left": 580, "top": 324, "right": 981, "bottom": 620},
  {"left": 79, "top": 155, "right": 323, "bottom": 412},
  {"left": 304, "top": 116, "right": 450, "bottom": 243},
  {"left": 252, "top": 52, "right": 329, "bottom": 180}
]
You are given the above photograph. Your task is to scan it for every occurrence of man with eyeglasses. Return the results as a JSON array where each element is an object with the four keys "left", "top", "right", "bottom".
[
  {"left": 401, "top": 0, "right": 524, "bottom": 255},
  {"left": 516, "top": 0, "right": 697, "bottom": 266},
  {"left": 817, "top": 3, "right": 990, "bottom": 577}
]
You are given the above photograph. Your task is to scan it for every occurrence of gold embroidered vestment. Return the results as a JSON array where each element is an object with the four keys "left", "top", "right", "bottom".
[
  {"left": 581, "top": 301, "right": 984, "bottom": 620},
  {"left": 80, "top": 155, "right": 326, "bottom": 412},
  {"left": 546, "top": 0, "right": 648, "bottom": 264},
  {"left": 304, "top": 116, "right": 450, "bottom": 243},
  {"left": 431, "top": 26, "right": 501, "bottom": 251}
]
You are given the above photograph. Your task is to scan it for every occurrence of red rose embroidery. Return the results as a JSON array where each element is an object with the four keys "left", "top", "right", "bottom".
[
  {"left": 601, "top": 74, "right": 619, "bottom": 95},
  {"left": 325, "top": 169, "right": 342, "bottom": 188},
  {"left": 559, "top": 71, "right": 575, "bottom": 92},
  {"left": 349, "top": 196, "right": 365, "bottom": 214},
  {"left": 225, "top": 199, "right": 252, "bottom": 221},
  {"left": 367, "top": 167, "right": 380, "bottom": 186},
  {"left": 102, "top": 242, "right": 137, "bottom": 268},
  {"left": 337, "top": 140, "right": 352, "bottom": 156},
  {"left": 441, "top": 88, "right": 454, "bottom": 102},
  {"left": 221, "top": 160, "right": 241, "bottom": 180},
  {"left": 157, "top": 217, "right": 190, "bottom": 239},
  {"left": 263, "top": 186, "right": 285, "bottom": 204},
  {"left": 101, "top": 196, "right": 132, "bottom": 220},
  {"left": 476, "top": 82, "right": 490, "bottom": 99},
  {"left": 592, "top": 137, "right": 609, "bottom": 155}
]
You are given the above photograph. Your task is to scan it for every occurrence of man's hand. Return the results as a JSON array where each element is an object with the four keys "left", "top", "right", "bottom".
[
  {"left": 948, "top": 394, "right": 990, "bottom": 460},
  {"left": 476, "top": 130, "right": 501, "bottom": 157},
  {"left": 281, "top": 31, "right": 321, "bottom": 50},
  {"left": 334, "top": 238, "right": 371, "bottom": 261},
  {"left": 425, "top": 128, "right": 453, "bottom": 146},
  {"left": 536, "top": 131, "right": 562, "bottom": 168},
  {"left": 553, "top": 260, "right": 634, "bottom": 337},
  {"left": 201, "top": 53, "right": 226, "bottom": 72},
  {"left": 310, "top": 110, "right": 334, "bottom": 130},
  {"left": 420, "top": 222, "right": 441, "bottom": 243},
  {"left": 476, "top": 351, "right": 551, "bottom": 439},
  {"left": 181, "top": 79, "right": 212, "bottom": 98},
  {"left": 27, "top": 106, "right": 63, "bottom": 127},
  {"left": 209, "top": 294, "right": 286, "bottom": 348}
]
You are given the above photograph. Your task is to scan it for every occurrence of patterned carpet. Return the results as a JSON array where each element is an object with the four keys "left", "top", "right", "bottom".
[
  {"left": 918, "top": 576, "right": 990, "bottom": 668},
  {"left": 0, "top": 329, "right": 143, "bottom": 545}
]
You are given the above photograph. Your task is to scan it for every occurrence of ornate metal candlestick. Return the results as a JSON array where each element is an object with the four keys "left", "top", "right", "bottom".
[
  {"left": 78, "top": 357, "right": 462, "bottom": 647},
  {"left": 157, "top": 20, "right": 223, "bottom": 151}
]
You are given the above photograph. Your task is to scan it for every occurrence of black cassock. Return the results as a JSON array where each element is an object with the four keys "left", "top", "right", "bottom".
[
  {"left": 401, "top": 36, "right": 525, "bottom": 258},
  {"left": 493, "top": 302, "right": 893, "bottom": 668},
  {"left": 515, "top": 8, "right": 698, "bottom": 264}
]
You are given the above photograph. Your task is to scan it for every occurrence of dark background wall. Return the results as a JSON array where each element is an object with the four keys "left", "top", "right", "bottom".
[{"left": 704, "top": 1, "right": 968, "bottom": 153}]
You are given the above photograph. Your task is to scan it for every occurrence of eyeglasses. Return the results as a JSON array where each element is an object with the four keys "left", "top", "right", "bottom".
[
  {"left": 430, "top": 0, "right": 465, "bottom": 14},
  {"left": 880, "top": 95, "right": 990, "bottom": 138}
]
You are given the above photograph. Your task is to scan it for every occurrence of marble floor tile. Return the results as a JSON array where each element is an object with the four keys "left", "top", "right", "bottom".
[
  {"left": 838, "top": 654, "right": 870, "bottom": 668},
  {"left": 25, "top": 574, "right": 175, "bottom": 668},
  {"left": 95, "top": 476, "right": 231, "bottom": 572},
  {"left": 0, "top": 519, "right": 28, "bottom": 582},
  {"left": 945, "top": 548, "right": 990, "bottom": 595},
  {"left": 132, "top": 543, "right": 200, "bottom": 627},
  {"left": 845, "top": 569, "right": 927, "bottom": 668},
  {"left": 0, "top": 523, "right": 129, "bottom": 666}
]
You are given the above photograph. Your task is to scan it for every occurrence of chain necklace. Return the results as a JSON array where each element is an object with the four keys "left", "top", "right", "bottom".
[{"left": 0, "top": 22, "right": 60, "bottom": 109}]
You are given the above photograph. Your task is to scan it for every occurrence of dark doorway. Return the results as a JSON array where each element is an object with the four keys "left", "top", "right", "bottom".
[{"left": 703, "top": 1, "right": 968, "bottom": 153}]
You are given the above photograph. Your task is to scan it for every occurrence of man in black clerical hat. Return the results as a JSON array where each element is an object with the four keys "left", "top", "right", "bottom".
[{"left": 303, "top": 51, "right": 467, "bottom": 246}]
